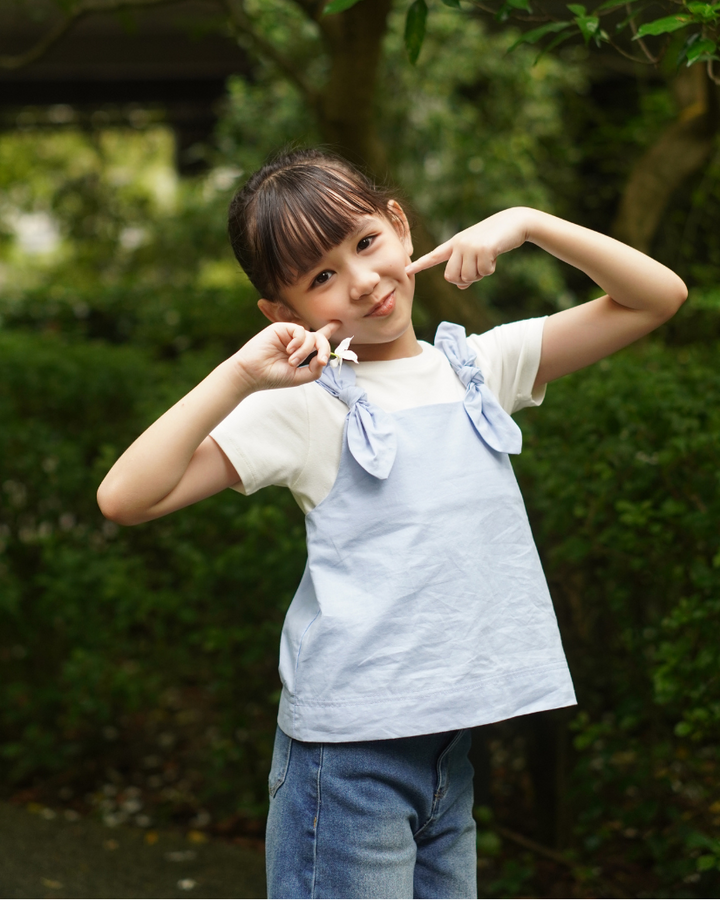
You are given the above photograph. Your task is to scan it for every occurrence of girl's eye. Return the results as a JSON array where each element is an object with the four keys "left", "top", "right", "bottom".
[
  {"left": 313, "top": 270, "right": 332, "bottom": 287},
  {"left": 357, "top": 235, "right": 375, "bottom": 252}
]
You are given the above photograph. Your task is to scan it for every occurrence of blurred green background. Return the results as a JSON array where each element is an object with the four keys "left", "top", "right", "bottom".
[{"left": 2, "top": 1, "right": 720, "bottom": 897}]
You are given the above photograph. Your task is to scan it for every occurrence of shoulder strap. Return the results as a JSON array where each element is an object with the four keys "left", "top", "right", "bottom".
[
  {"left": 434, "top": 322, "right": 522, "bottom": 455},
  {"left": 316, "top": 364, "right": 397, "bottom": 480}
]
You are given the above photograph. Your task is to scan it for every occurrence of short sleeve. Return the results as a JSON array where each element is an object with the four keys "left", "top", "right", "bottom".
[
  {"left": 467, "top": 317, "right": 547, "bottom": 415},
  {"left": 210, "top": 387, "right": 311, "bottom": 497}
]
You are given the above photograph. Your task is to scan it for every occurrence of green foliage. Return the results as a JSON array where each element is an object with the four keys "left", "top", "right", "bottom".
[
  {"left": 0, "top": 126, "right": 295, "bottom": 814},
  {"left": 322, "top": 0, "right": 363, "bottom": 12},
  {"left": 679, "top": 33, "right": 718, "bottom": 65},
  {"left": 508, "top": 21, "right": 572, "bottom": 52},
  {"left": 0, "top": 281, "right": 261, "bottom": 360},
  {"left": 0, "top": 327, "right": 306, "bottom": 809},
  {"left": 343, "top": 0, "right": 720, "bottom": 71},
  {"left": 405, "top": 0, "right": 429, "bottom": 64},
  {"left": 216, "top": 74, "right": 320, "bottom": 179},
  {"left": 516, "top": 334, "right": 720, "bottom": 736},
  {"left": 636, "top": 15, "right": 694, "bottom": 38},
  {"left": 511, "top": 329, "right": 720, "bottom": 893}
]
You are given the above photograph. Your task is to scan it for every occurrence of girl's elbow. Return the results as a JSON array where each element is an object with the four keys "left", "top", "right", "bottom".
[
  {"left": 670, "top": 276, "right": 689, "bottom": 313},
  {"left": 655, "top": 276, "right": 688, "bottom": 323},
  {"left": 96, "top": 484, "right": 144, "bottom": 527},
  {"left": 666, "top": 275, "right": 688, "bottom": 319}
]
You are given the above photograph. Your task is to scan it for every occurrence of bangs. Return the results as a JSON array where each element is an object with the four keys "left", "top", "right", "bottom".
[
  {"left": 251, "top": 165, "right": 386, "bottom": 297},
  {"left": 227, "top": 149, "right": 403, "bottom": 301}
]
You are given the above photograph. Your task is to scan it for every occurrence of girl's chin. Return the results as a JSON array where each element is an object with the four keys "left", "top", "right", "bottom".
[{"left": 349, "top": 327, "right": 418, "bottom": 360}]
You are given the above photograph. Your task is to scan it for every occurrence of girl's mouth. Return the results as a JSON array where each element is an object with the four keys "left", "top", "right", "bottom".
[{"left": 365, "top": 291, "right": 395, "bottom": 318}]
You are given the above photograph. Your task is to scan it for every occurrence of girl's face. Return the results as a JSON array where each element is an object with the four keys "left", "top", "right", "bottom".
[{"left": 258, "top": 202, "right": 420, "bottom": 361}]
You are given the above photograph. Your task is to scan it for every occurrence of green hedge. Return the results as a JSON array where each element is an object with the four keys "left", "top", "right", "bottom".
[
  {"left": 514, "top": 335, "right": 720, "bottom": 890},
  {"left": 516, "top": 338, "right": 720, "bottom": 741},
  {"left": 0, "top": 330, "right": 305, "bottom": 814}
]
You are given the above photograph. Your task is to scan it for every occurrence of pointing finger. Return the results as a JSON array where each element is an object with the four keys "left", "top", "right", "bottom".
[
  {"left": 318, "top": 320, "right": 341, "bottom": 339},
  {"left": 405, "top": 241, "right": 453, "bottom": 276}
]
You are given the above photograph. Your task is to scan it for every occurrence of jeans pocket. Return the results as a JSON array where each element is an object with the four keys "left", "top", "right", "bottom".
[{"left": 268, "top": 726, "right": 293, "bottom": 799}]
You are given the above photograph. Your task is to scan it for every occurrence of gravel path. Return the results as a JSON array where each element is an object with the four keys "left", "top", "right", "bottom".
[{"left": 0, "top": 801, "right": 266, "bottom": 899}]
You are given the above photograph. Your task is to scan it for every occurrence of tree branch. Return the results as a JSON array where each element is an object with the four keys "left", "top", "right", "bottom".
[
  {"left": 495, "top": 825, "right": 573, "bottom": 867},
  {"left": 470, "top": 0, "right": 564, "bottom": 23},
  {"left": 626, "top": 4, "right": 660, "bottom": 65},
  {"left": 604, "top": 35, "right": 657, "bottom": 64},
  {"left": 469, "top": 0, "right": 663, "bottom": 63},
  {"left": 222, "top": 0, "right": 320, "bottom": 109},
  {"left": 0, "top": 0, "right": 180, "bottom": 70}
]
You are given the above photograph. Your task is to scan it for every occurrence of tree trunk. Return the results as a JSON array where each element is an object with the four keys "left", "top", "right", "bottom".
[
  {"left": 316, "top": 1, "right": 493, "bottom": 335},
  {"left": 612, "top": 67, "right": 719, "bottom": 253},
  {"left": 316, "top": 0, "right": 393, "bottom": 175}
]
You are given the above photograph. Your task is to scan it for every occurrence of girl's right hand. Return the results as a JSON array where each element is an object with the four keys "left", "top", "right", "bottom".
[{"left": 232, "top": 321, "right": 340, "bottom": 393}]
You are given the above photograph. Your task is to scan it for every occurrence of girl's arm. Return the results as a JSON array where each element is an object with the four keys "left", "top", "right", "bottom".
[
  {"left": 97, "top": 321, "right": 336, "bottom": 526},
  {"left": 405, "top": 208, "right": 687, "bottom": 386}
]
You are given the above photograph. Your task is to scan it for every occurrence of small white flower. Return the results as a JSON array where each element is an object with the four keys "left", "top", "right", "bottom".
[{"left": 329, "top": 336, "right": 359, "bottom": 369}]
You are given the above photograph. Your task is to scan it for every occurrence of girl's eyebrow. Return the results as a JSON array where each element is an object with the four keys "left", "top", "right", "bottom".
[{"left": 349, "top": 216, "right": 377, "bottom": 239}]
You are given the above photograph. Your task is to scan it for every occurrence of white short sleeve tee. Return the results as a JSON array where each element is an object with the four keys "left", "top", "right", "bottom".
[{"left": 211, "top": 317, "right": 547, "bottom": 514}]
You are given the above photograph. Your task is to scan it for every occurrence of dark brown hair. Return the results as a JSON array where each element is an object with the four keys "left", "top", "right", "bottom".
[{"left": 227, "top": 148, "right": 402, "bottom": 300}]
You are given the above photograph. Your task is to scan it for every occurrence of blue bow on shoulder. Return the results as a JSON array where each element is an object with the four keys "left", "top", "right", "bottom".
[
  {"left": 317, "top": 364, "right": 397, "bottom": 480},
  {"left": 435, "top": 322, "right": 522, "bottom": 455}
]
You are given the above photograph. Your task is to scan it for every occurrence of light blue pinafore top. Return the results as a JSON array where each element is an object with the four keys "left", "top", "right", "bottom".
[{"left": 277, "top": 323, "right": 576, "bottom": 742}]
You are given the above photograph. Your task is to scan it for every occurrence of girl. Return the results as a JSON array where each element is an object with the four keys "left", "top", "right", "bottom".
[{"left": 98, "top": 149, "right": 686, "bottom": 899}]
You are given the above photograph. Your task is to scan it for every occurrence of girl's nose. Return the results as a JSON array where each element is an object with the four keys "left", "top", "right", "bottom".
[{"left": 348, "top": 265, "right": 380, "bottom": 301}]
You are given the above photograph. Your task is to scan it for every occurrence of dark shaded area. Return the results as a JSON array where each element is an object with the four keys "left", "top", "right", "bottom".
[{"left": 0, "top": 801, "right": 265, "bottom": 899}]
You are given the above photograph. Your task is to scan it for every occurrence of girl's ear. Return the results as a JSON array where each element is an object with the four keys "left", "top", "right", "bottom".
[
  {"left": 258, "top": 298, "right": 306, "bottom": 326},
  {"left": 388, "top": 200, "right": 413, "bottom": 257}
]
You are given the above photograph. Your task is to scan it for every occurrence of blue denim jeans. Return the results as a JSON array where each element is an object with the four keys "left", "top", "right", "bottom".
[{"left": 265, "top": 727, "right": 477, "bottom": 899}]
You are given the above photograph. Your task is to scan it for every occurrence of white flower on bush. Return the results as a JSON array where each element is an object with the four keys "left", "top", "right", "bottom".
[{"left": 329, "top": 336, "right": 358, "bottom": 369}]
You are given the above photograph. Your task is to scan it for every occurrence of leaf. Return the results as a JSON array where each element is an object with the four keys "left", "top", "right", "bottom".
[
  {"left": 508, "top": 20, "right": 572, "bottom": 50},
  {"left": 496, "top": 2, "right": 512, "bottom": 21},
  {"left": 676, "top": 30, "right": 700, "bottom": 66},
  {"left": 440, "top": 0, "right": 462, "bottom": 7},
  {"left": 593, "top": 0, "right": 638, "bottom": 12},
  {"left": 613, "top": 2, "right": 653, "bottom": 33},
  {"left": 496, "top": 0, "right": 531, "bottom": 21},
  {"left": 322, "top": 0, "right": 364, "bottom": 14},
  {"left": 534, "top": 29, "right": 574, "bottom": 62},
  {"left": 405, "top": 0, "right": 428, "bottom": 65},
  {"left": 686, "top": 1, "right": 720, "bottom": 20},
  {"left": 634, "top": 15, "right": 692, "bottom": 37},
  {"left": 686, "top": 36, "right": 717, "bottom": 62},
  {"left": 567, "top": 3, "right": 587, "bottom": 14},
  {"left": 576, "top": 14, "right": 600, "bottom": 42}
]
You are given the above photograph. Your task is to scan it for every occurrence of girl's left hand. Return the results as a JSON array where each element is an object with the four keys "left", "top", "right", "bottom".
[{"left": 405, "top": 209, "right": 532, "bottom": 289}]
